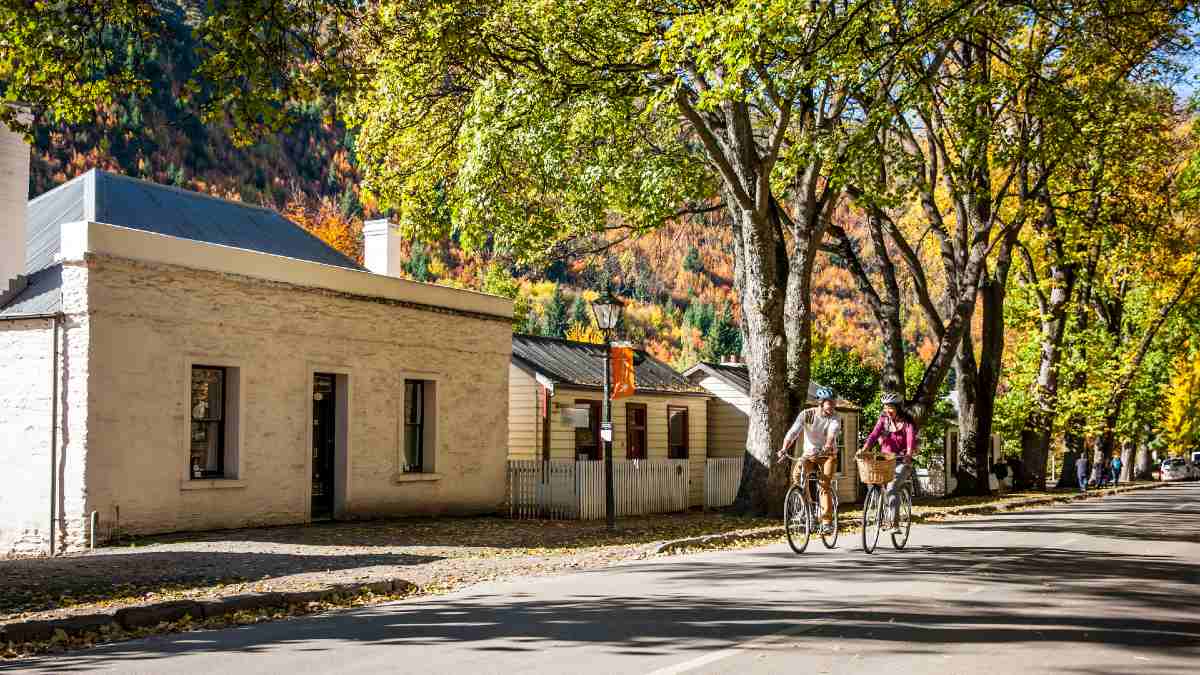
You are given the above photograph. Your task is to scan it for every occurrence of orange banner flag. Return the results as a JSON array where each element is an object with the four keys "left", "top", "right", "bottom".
[{"left": 610, "top": 346, "right": 636, "bottom": 400}]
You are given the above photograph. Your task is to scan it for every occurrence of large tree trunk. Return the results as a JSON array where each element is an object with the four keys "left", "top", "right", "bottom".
[
  {"left": 1134, "top": 436, "right": 1152, "bottom": 479},
  {"left": 729, "top": 202, "right": 792, "bottom": 516},
  {"left": 1120, "top": 438, "right": 1135, "bottom": 482},
  {"left": 1018, "top": 253, "right": 1076, "bottom": 489},
  {"left": 954, "top": 335, "right": 987, "bottom": 495}
]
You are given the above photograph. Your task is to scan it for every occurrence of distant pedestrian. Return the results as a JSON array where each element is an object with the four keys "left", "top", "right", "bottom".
[
  {"left": 1091, "top": 457, "right": 1104, "bottom": 487},
  {"left": 1075, "top": 453, "right": 1090, "bottom": 493},
  {"left": 1111, "top": 455, "right": 1123, "bottom": 486}
]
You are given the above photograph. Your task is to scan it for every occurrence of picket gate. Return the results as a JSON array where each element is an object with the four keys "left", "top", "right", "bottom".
[
  {"left": 507, "top": 459, "right": 690, "bottom": 520},
  {"left": 704, "top": 458, "right": 743, "bottom": 509}
]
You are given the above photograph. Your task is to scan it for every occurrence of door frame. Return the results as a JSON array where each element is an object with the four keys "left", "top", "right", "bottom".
[
  {"left": 305, "top": 364, "right": 353, "bottom": 521},
  {"left": 626, "top": 402, "right": 648, "bottom": 460}
]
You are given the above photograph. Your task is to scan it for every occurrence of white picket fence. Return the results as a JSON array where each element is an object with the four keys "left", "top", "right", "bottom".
[
  {"left": 507, "top": 459, "right": 690, "bottom": 520},
  {"left": 704, "top": 458, "right": 743, "bottom": 509}
]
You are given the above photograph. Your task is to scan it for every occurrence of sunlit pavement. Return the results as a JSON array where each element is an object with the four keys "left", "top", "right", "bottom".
[{"left": 8, "top": 484, "right": 1198, "bottom": 675}]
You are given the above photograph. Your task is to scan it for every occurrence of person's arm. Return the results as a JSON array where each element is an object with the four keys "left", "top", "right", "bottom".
[
  {"left": 825, "top": 416, "right": 841, "bottom": 452},
  {"left": 905, "top": 422, "right": 917, "bottom": 463},
  {"left": 777, "top": 411, "right": 805, "bottom": 458},
  {"left": 860, "top": 416, "right": 883, "bottom": 454}
]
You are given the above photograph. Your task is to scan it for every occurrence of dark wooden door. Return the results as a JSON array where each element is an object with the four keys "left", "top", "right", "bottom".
[
  {"left": 626, "top": 403, "right": 647, "bottom": 460},
  {"left": 312, "top": 373, "right": 336, "bottom": 519}
]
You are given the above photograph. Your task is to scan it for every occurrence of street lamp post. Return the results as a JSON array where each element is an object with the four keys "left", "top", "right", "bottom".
[{"left": 590, "top": 287, "right": 624, "bottom": 531}]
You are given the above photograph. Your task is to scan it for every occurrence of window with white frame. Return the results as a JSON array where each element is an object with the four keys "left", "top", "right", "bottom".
[{"left": 190, "top": 365, "right": 239, "bottom": 479}]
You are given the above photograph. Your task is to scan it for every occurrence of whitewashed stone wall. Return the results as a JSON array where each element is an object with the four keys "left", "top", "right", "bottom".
[
  {"left": 0, "top": 264, "right": 91, "bottom": 557},
  {"left": 78, "top": 254, "right": 511, "bottom": 540},
  {"left": 0, "top": 319, "right": 55, "bottom": 555}
]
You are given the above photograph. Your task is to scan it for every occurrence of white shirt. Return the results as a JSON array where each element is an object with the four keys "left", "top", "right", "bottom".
[{"left": 784, "top": 407, "right": 841, "bottom": 457}]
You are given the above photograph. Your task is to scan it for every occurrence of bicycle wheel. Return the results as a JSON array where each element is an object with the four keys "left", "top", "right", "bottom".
[
  {"left": 821, "top": 487, "right": 839, "bottom": 549},
  {"left": 784, "top": 485, "right": 811, "bottom": 554},
  {"left": 891, "top": 488, "right": 912, "bottom": 549},
  {"left": 861, "top": 487, "right": 882, "bottom": 554}
]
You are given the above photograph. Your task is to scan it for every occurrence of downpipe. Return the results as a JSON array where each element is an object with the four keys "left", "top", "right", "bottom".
[{"left": 48, "top": 314, "right": 61, "bottom": 556}]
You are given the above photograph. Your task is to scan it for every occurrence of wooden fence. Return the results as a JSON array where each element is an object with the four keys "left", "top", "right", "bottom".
[
  {"left": 507, "top": 459, "right": 690, "bottom": 520},
  {"left": 704, "top": 458, "right": 743, "bottom": 509}
]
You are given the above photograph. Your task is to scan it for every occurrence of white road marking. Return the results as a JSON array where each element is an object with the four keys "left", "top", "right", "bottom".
[{"left": 644, "top": 622, "right": 819, "bottom": 675}]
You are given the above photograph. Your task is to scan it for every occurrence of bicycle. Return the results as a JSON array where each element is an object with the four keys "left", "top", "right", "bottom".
[
  {"left": 781, "top": 453, "right": 839, "bottom": 554},
  {"left": 858, "top": 452, "right": 912, "bottom": 554}
]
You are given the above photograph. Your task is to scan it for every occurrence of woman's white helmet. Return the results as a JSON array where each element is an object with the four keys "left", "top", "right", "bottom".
[{"left": 881, "top": 392, "right": 903, "bottom": 406}]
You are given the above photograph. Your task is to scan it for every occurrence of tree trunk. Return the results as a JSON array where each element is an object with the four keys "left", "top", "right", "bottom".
[
  {"left": 953, "top": 330, "right": 989, "bottom": 496},
  {"left": 1058, "top": 449, "right": 1082, "bottom": 488},
  {"left": 1019, "top": 255, "right": 1075, "bottom": 489},
  {"left": 1134, "top": 436, "right": 1152, "bottom": 479},
  {"left": 1120, "top": 438, "right": 1135, "bottom": 482},
  {"left": 729, "top": 202, "right": 792, "bottom": 516}
]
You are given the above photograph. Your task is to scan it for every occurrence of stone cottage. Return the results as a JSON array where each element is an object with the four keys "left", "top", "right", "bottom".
[{"left": 0, "top": 131, "right": 513, "bottom": 556}]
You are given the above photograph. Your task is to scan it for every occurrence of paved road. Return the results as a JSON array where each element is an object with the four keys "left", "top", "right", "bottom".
[{"left": 7, "top": 484, "right": 1198, "bottom": 675}]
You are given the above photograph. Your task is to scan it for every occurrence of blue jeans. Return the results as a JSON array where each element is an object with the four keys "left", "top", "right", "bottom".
[
  {"left": 1077, "top": 472, "right": 1088, "bottom": 492},
  {"left": 884, "top": 463, "right": 913, "bottom": 523}
]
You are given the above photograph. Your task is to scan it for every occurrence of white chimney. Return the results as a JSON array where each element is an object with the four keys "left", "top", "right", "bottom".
[
  {"left": 0, "top": 119, "right": 30, "bottom": 287},
  {"left": 362, "top": 218, "right": 403, "bottom": 277}
]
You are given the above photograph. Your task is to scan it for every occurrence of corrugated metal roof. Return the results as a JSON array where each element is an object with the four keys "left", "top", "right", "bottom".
[
  {"left": 512, "top": 333, "right": 706, "bottom": 395},
  {"left": 5, "top": 169, "right": 363, "bottom": 317},
  {"left": 0, "top": 264, "right": 62, "bottom": 318},
  {"left": 684, "top": 361, "right": 861, "bottom": 410},
  {"left": 23, "top": 169, "right": 361, "bottom": 274}
]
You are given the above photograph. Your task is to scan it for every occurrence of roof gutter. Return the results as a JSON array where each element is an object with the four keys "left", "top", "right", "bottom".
[{"left": 0, "top": 311, "right": 61, "bottom": 322}]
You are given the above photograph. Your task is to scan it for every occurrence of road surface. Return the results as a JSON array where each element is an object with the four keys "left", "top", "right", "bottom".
[{"left": 7, "top": 483, "right": 1198, "bottom": 674}]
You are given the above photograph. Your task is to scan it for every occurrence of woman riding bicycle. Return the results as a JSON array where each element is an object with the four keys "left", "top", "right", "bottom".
[
  {"left": 858, "top": 392, "right": 918, "bottom": 530},
  {"left": 775, "top": 387, "right": 841, "bottom": 535}
]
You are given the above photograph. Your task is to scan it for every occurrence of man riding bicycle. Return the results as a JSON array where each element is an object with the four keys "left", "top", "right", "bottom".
[{"left": 775, "top": 387, "right": 841, "bottom": 535}]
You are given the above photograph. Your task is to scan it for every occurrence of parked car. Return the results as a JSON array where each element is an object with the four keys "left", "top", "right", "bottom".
[{"left": 1159, "top": 457, "right": 1198, "bottom": 481}]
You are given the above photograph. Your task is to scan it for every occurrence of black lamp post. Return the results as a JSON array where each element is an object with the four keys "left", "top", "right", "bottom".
[{"left": 590, "top": 286, "right": 624, "bottom": 531}]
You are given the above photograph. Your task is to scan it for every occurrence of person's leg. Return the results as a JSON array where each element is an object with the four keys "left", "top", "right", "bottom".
[
  {"left": 884, "top": 464, "right": 904, "bottom": 526},
  {"left": 817, "top": 455, "right": 835, "bottom": 526},
  {"left": 888, "top": 463, "right": 912, "bottom": 523}
]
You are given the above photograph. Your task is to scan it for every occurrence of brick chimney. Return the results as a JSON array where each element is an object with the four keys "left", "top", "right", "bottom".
[
  {"left": 362, "top": 218, "right": 403, "bottom": 277},
  {"left": 0, "top": 120, "right": 29, "bottom": 289}
]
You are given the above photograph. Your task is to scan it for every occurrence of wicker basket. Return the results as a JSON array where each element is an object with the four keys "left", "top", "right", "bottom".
[{"left": 857, "top": 453, "right": 897, "bottom": 485}]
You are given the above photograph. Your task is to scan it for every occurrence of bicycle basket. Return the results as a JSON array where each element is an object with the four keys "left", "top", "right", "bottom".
[{"left": 857, "top": 453, "right": 896, "bottom": 485}]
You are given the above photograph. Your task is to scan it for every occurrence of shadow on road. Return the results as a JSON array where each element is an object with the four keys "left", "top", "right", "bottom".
[
  {"left": 8, "top": 544, "right": 1198, "bottom": 672},
  {"left": 0, "top": 551, "right": 442, "bottom": 617},
  {"left": 7, "top": 485, "right": 1196, "bottom": 672}
]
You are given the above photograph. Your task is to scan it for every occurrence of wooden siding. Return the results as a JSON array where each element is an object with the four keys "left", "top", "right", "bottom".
[
  {"left": 703, "top": 376, "right": 751, "bottom": 459},
  {"left": 698, "top": 371, "right": 862, "bottom": 503},
  {"left": 507, "top": 364, "right": 540, "bottom": 460},
  {"left": 543, "top": 387, "right": 709, "bottom": 507}
]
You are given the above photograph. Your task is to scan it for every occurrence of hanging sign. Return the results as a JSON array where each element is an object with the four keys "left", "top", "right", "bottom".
[{"left": 611, "top": 346, "right": 636, "bottom": 400}]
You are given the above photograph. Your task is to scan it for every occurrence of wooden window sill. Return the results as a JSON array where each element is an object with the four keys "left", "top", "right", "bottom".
[
  {"left": 180, "top": 479, "right": 246, "bottom": 491},
  {"left": 392, "top": 472, "right": 443, "bottom": 484}
]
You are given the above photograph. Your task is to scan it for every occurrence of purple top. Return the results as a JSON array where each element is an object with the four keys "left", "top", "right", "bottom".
[{"left": 863, "top": 415, "right": 918, "bottom": 462}]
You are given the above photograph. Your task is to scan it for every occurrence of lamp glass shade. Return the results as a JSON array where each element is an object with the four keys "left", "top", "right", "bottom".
[{"left": 590, "top": 290, "right": 624, "bottom": 331}]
